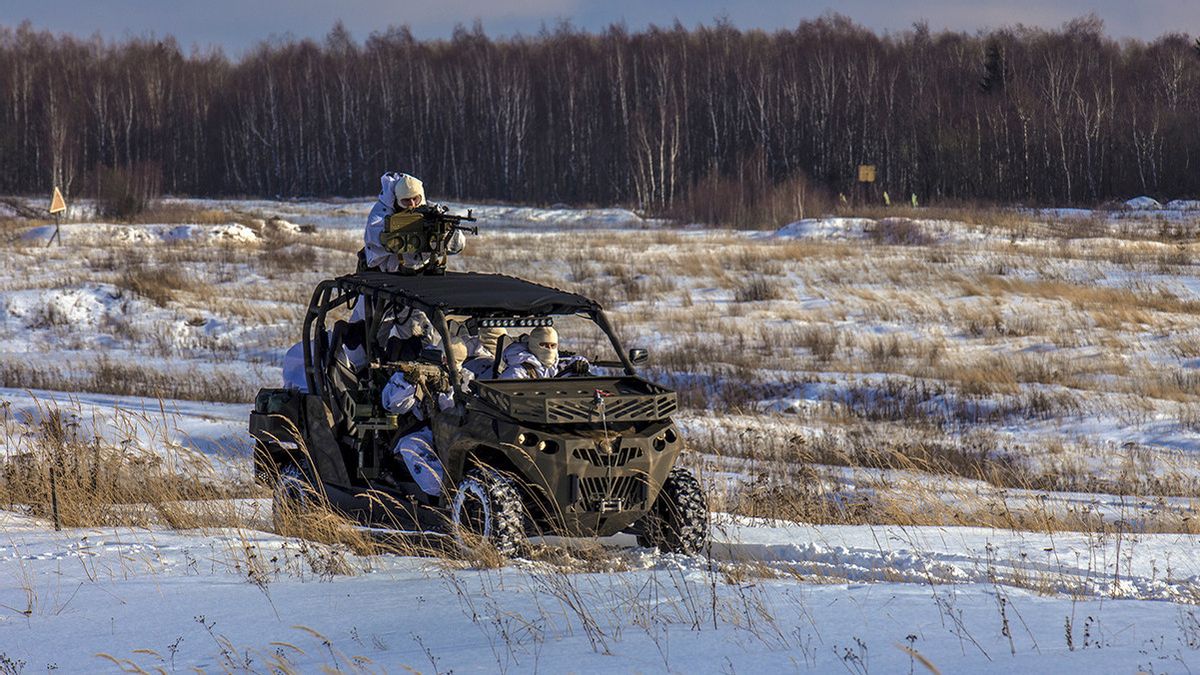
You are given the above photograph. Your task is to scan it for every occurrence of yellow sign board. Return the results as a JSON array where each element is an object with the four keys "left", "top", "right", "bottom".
[
  {"left": 857, "top": 165, "right": 876, "bottom": 183},
  {"left": 49, "top": 187, "right": 66, "bottom": 214}
]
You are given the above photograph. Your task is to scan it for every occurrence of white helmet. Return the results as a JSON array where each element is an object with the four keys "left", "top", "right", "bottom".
[
  {"left": 394, "top": 173, "right": 425, "bottom": 208},
  {"left": 528, "top": 326, "right": 558, "bottom": 370}
]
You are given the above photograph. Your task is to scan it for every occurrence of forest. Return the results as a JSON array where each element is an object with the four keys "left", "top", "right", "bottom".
[{"left": 1, "top": 16, "right": 1198, "bottom": 219}]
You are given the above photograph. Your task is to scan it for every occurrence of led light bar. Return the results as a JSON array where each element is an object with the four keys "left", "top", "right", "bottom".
[{"left": 475, "top": 317, "right": 555, "bottom": 328}]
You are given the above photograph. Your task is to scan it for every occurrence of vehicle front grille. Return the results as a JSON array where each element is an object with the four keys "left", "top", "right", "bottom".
[
  {"left": 579, "top": 475, "right": 647, "bottom": 510},
  {"left": 573, "top": 444, "right": 643, "bottom": 467}
]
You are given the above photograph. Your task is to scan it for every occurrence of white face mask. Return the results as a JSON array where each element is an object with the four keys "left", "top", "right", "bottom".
[
  {"left": 529, "top": 327, "right": 558, "bottom": 369},
  {"left": 447, "top": 340, "right": 467, "bottom": 370},
  {"left": 479, "top": 327, "right": 506, "bottom": 356}
]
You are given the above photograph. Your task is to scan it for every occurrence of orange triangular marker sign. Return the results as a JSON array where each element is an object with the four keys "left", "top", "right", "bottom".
[{"left": 49, "top": 187, "right": 66, "bottom": 214}]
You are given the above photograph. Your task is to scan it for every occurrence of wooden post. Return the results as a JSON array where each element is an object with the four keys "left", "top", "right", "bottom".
[
  {"left": 48, "top": 186, "right": 66, "bottom": 246},
  {"left": 49, "top": 465, "right": 61, "bottom": 531},
  {"left": 47, "top": 212, "right": 61, "bottom": 247}
]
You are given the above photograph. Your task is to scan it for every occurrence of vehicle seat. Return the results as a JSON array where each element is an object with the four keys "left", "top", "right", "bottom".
[
  {"left": 326, "top": 320, "right": 367, "bottom": 426},
  {"left": 489, "top": 334, "right": 511, "bottom": 379}
]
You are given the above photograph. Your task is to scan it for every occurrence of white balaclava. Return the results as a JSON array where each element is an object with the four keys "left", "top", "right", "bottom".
[
  {"left": 528, "top": 326, "right": 559, "bottom": 369},
  {"left": 478, "top": 327, "right": 507, "bottom": 356},
  {"left": 393, "top": 174, "right": 425, "bottom": 208},
  {"left": 446, "top": 338, "right": 468, "bottom": 371}
]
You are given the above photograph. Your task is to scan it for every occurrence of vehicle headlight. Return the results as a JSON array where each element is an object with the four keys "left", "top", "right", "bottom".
[{"left": 653, "top": 426, "right": 680, "bottom": 452}]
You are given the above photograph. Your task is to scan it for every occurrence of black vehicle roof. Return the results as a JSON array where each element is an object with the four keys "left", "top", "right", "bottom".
[{"left": 334, "top": 271, "right": 600, "bottom": 316}]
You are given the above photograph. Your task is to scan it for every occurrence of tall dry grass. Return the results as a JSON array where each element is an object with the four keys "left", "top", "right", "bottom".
[{"left": 0, "top": 402, "right": 252, "bottom": 529}]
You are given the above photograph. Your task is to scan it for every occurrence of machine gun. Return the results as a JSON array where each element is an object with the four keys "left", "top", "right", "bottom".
[
  {"left": 387, "top": 360, "right": 451, "bottom": 396},
  {"left": 381, "top": 204, "right": 478, "bottom": 275}
]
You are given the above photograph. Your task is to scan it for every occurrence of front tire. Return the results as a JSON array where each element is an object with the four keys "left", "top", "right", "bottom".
[
  {"left": 451, "top": 467, "right": 526, "bottom": 557},
  {"left": 637, "top": 467, "right": 709, "bottom": 555}
]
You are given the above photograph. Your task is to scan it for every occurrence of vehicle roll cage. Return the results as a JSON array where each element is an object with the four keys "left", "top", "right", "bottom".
[{"left": 302, "top": 275, "right": 638, "bottom": 400}]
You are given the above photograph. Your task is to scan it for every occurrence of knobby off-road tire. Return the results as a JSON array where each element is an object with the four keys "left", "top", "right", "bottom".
[
  {"left": 271, "top": 463, "right": 312, "bottom": 535},
  {"left": 451, "top": 467, "right": 527, "bottom": 557},
  {"left": 637, "top": 467, "right": 709, "bottom": 555}
]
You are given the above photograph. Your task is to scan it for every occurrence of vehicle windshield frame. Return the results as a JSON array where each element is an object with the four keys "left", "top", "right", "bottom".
[{"left": 303, "top": 275, "right": 636, "bottom": 398}]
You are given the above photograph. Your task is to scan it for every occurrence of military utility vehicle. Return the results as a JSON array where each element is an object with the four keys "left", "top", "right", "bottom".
[{"left": 250, "top": 271, "right": 708, "bottom": 555}]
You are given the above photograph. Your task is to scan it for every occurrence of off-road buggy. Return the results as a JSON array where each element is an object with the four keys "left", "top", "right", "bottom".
[{"left": 249, "top": 271, "right": 708, "bottom": 555}]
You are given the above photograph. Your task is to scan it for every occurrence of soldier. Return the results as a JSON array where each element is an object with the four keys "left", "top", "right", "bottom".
[
  {"left": 499, "top": 326, "right": 589, "bottom": 379},
  {"left": 461, "top": 326, "right": 507, "bottom": 378},
  {"left": 281, "top": 323, "right": 367, "bottom": 392},
  {"left": 363, "top": 172, "right": 465, "bottom": 273},
  {"left": 379, "top": 339, "right": 471, "bottom": 495}
]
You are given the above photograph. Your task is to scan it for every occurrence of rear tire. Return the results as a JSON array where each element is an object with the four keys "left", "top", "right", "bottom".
[
  {"left": 271, "top": 463, "right": 312, "bottom": 534},
  {"left": 637, "top": 467, "right": 709, "bottom": 555},
  {"left": 451, "top": 467, "right": 526, "bottom": 557}
]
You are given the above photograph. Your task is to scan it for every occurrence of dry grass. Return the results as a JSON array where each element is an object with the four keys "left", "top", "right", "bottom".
[
  {"left": 734, "top": 276, "right": 789, "bottom": 303},
  {"left": 125, "top": 203, "right": 245, "bottom": 225},
  {"left": 690, "top": 419, "right": 1200, "bottom": 534},
  {"left": 119, "top": 265, "right": 192, "bottom": 307},
  {"left": 0, "top": 403, "right": 254, "bottom": 529},
  {"left": 865, "top": 217, "right": 936, "bottom": 246},
  {"left": 0, "top": 356, "right": 260, "bottom": 403},
  {"left": 4, "top": 198, "right": 1200, "bottom": 546}
]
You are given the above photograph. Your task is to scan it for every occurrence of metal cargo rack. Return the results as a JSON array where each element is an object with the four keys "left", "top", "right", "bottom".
[{"left": 473, "top": 376, "right": 677, "bottom": 424}]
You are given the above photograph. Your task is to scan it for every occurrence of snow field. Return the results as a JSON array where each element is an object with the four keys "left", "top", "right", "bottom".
[
  {"left": 4, "top": 506, "right": 1200, "bottom": 672},
  {"left": 1, "top": 197, "right": 1200, "bottom": 671}
]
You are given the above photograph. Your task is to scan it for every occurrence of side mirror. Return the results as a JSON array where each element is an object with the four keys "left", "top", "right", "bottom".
[{"left": 629, "top": 348, "right": 649, "bottom": 365}]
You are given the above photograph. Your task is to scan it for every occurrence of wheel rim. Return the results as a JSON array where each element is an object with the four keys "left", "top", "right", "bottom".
[
  {"left": 452, "top": 479, "right": 492, "bottom": 543},
  {"left": 277, "top": 463, "right": 308, "bottom": 506}
]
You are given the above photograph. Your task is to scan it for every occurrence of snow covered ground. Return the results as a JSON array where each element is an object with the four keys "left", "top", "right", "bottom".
[
  {"left": 6, "top": 506, "right": 1200, "bottom": 673},
  {"left": 2, "top": 196, "right": 1200, "bottom": 672}
]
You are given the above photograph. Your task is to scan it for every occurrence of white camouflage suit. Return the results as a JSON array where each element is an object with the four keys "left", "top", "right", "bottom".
[
  {"left": 499, "top": 327, "right": 588, "bottom": 379},
  {"left": 379, "top": 342, "right": 472, "bottom": 496},
  {"left": 363, "top": 172, "right": 465, "bottom": 273}
]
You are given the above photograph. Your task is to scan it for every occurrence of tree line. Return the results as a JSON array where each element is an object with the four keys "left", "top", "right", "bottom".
[{"left": 1, "top": 16, "right": 1198, "bottom": 219}]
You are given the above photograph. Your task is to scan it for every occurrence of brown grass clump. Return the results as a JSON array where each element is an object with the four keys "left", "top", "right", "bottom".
[
  {"left": 270, "top": 487, "right": 381, "bottom": 560},
  {"left": 734, "top": 276, "right": 788, "bottom": 303},
  {"left": 797, "top": 325, "right": 841, "bottom": 363},
  {"left": 866, "top": 217, "right": 936, "bottom": 246},
  {"left": 119, "top": 265, "right": 191, "bottom": 307},
  {"left": 125, "top": 202, "right": 243, "bottom": 225}
]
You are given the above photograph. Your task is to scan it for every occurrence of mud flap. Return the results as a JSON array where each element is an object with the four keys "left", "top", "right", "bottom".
[
  {"left": 431, "top": 407, "right": 473, "bottom": 490},
  {"left": 304, "top": 394, "right": 352, "bottom": 487}
]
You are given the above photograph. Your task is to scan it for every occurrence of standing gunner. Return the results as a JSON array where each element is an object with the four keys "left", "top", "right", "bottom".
[{"left": 363, "top": 172, "right": 466, "bottom": 273}]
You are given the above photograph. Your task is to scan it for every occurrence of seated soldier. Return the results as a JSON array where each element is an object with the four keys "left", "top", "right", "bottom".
[
  {"left": 499, "top": 326, "right": 589, "bottom": 379},
  {"left": 376, "top": 305, "right": 441, "bottom": 362},
  {"left": 379, "top": 339, "right": 470, "bottom": 495},
  {"left": 281, "top": 323, "right": 367, "bottom": 393},
  {"left": 282, "top": 341, "right": 307, "bottom": 391},
  {"left": 461, "top": 326, "right": 506, "bottom": 378}
]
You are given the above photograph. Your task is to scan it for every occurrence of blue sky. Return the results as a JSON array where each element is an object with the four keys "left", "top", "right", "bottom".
[{"left": 2, "top": 0, "right": 1195, "bottom": 55}]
